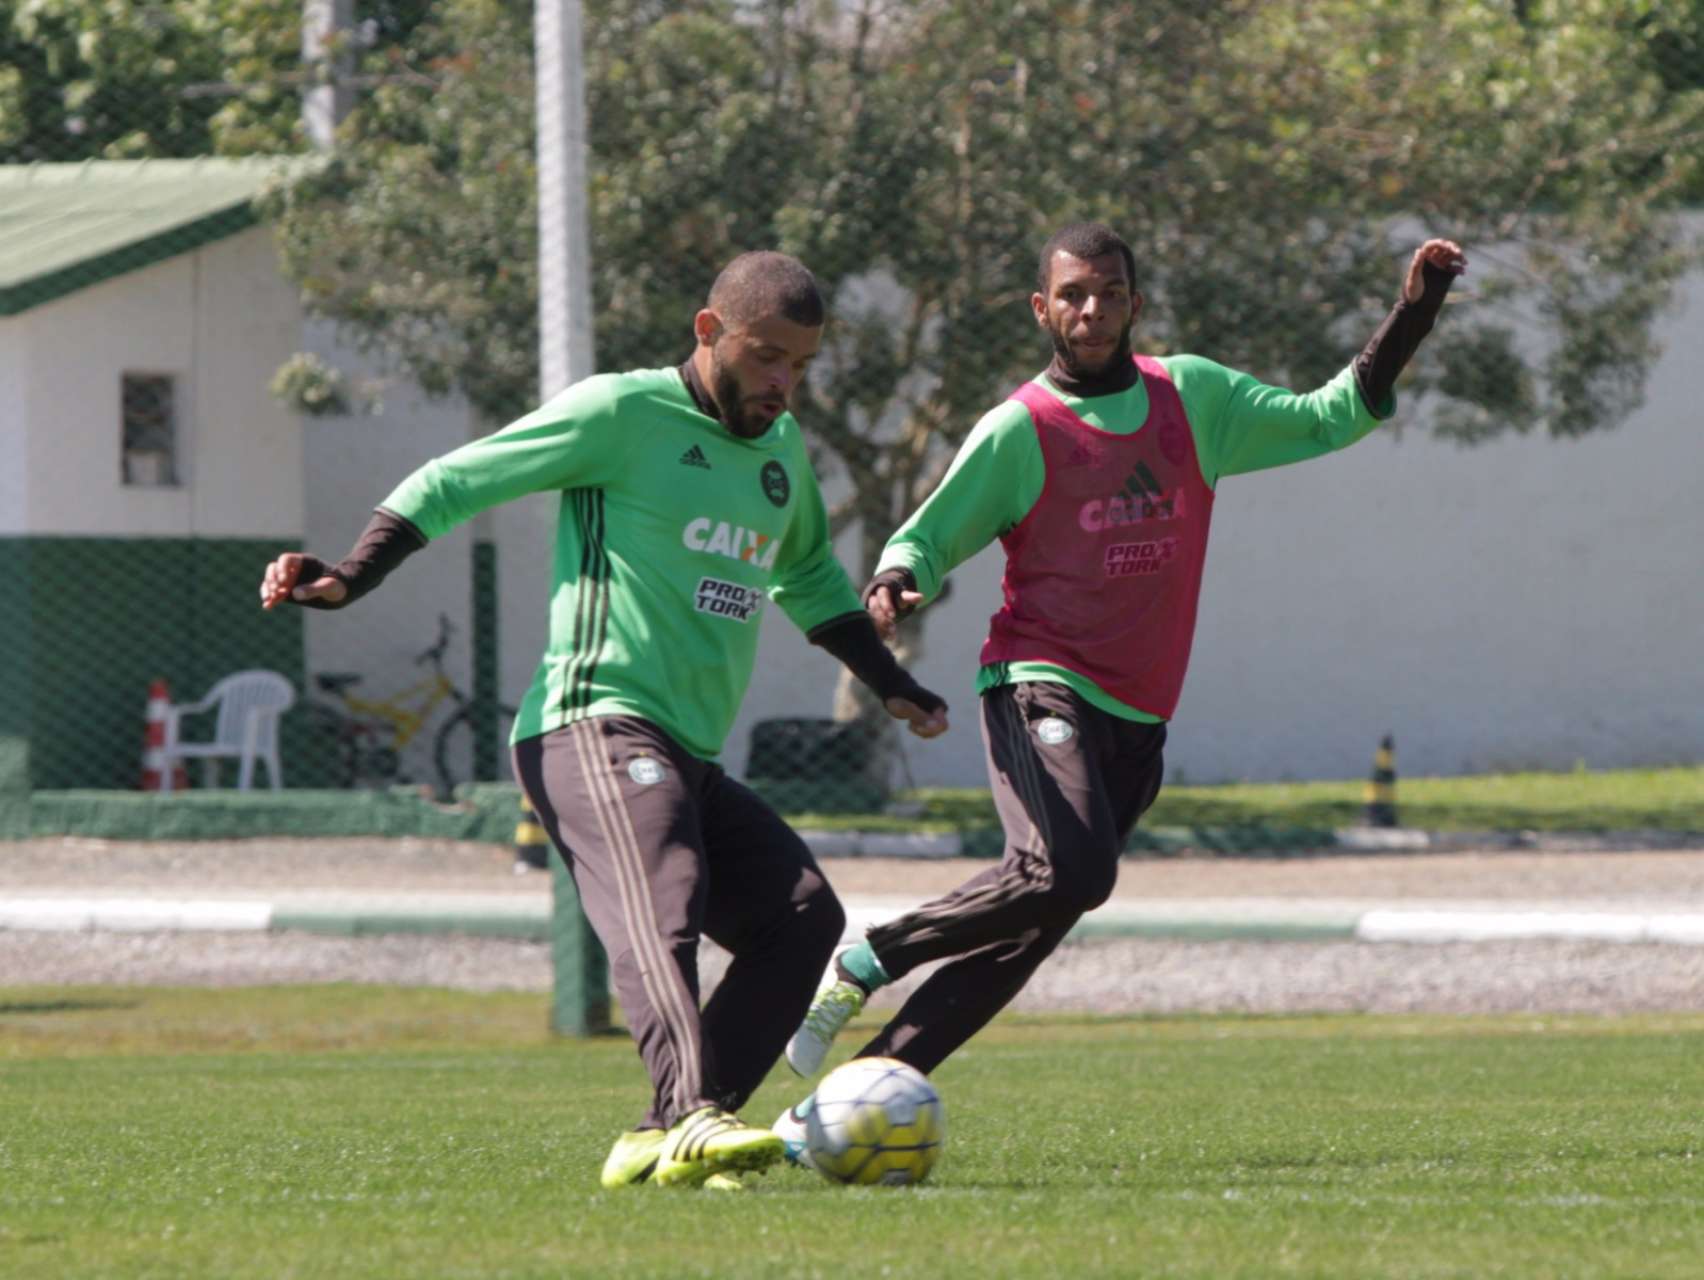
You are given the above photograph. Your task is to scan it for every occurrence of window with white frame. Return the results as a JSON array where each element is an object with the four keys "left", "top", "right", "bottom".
[{"left": 121, "top": 373, "right": 179, "bottom": 487}]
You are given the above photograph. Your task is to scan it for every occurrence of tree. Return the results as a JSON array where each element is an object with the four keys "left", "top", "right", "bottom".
[{"left": 0, "top": 0, "right": 433, "bottom": 162}]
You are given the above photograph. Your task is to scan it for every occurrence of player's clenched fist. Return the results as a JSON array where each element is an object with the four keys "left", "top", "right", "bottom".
[
  {"left": 1404, "top": 238, "right": 1467, "bottom": 304},
  {"left": 258, "top": 552, "right": 346, "bottom": 610}
]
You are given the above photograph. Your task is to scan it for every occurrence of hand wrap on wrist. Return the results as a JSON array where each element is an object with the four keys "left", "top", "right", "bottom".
[
  {"left": 290, "top": 509, "right": 427, "bottom": 610},
  {"left": 1353, "top": 259, "right": 1460, "bottom": 413},
  {"left": 806, "top": 611, "right": 946, "bottom": 714}
]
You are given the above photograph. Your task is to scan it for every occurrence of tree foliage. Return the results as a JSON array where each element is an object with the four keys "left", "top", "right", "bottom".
[
  {"left": 0, "top": 0, "right": 432, "bottom": 161},
  {"left": 261, "top": 0, "right": 1702, "bottom": 569},
  {"left": 266, "top": 0, "right": 541, "bottom": 421}
]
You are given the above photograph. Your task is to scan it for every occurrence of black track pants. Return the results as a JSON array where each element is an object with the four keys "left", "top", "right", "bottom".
[
  {"left": 513, "top": 716, "right": 845, "bottom": 1129},
  {"left": 857, "top": 682, "right": 1165, "bottom": 1073}
]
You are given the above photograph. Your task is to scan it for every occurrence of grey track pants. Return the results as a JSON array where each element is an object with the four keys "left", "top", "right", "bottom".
[
  {"left": 858, "top": 681, "right": 1166, "bottom": 1073},
  {"left": 513, "top": 716, "right": 844, "bottom": 1129}
]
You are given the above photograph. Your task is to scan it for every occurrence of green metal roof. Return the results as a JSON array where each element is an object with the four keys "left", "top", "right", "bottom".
[{"left": 0, "top": 158, "right": 301, "bottom": 317}]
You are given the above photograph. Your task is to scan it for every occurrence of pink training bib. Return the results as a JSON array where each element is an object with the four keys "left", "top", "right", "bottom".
[{"left": 981, "top": 355, "right": 1215, "bottom": 720}]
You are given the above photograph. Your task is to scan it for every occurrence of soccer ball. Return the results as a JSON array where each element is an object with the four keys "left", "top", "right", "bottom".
[{"left": 804, "top": 1056, "right": 945, "bottom": 1186}]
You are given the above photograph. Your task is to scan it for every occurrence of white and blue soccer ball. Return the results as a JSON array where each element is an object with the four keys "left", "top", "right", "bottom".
[{"left": 804, "top": 1056, "right": 945, "bottom": 1186}]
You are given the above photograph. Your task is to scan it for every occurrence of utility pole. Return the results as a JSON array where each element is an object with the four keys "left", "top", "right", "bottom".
[
  {"left": 533, "top": 0, "right": 597, "bottom": 394},
  {"left": 527, "top": 0, "right": 606, "bottom": 1034},
  {"left": 301, "top": 0, "right": 355, "bottom": 150}
]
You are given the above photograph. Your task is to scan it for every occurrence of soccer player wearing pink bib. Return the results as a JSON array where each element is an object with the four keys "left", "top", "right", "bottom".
[{"left": 778, "top": 224, "right": 1465, "bottom": 1118}]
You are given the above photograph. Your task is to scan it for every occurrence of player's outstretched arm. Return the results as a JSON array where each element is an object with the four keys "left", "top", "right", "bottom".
[
  {"left": 258, "top": 510, "right": 427, "bottom": 611},
  {"left": 807, "top": 611, "right": 949, "bottom": 739}
]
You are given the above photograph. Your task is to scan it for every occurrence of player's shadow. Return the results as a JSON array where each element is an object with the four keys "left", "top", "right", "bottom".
[{"left": 0, "top": 997, "right": 140, "bottom": 1015}]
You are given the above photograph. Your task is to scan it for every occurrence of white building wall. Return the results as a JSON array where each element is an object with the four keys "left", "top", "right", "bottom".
[
  {"left": 189, "top": 231, "right": 304, "bottom": 538},
  {"left": 1158, "top": 268, "right": 1704, "bottom": 783},
  {"left": 725, "top": 262, "right": 1704, "bottom": 786},
  {"left": 0, "top": 318, "right": 27, "bottom": 534},
  {"left": 298, "top": 318, "right": 484, "bottom": 784},
  {"left": 17, "top": 227, "right": 301, "bottom": 539}
]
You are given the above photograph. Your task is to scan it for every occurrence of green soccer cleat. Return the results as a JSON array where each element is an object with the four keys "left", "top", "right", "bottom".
[
  {"left": 652, "top": 1106, "right": 785, "bottom": 1189},
  {"left": 785, "top": 960, "right": 866, "bottom": 1078},
  {"left": 600, "top": 1127, "right": 666, "bottom": 1189}
]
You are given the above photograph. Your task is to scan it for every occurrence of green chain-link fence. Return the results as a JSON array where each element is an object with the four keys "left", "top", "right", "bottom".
[{"left": 3, "top": 0, "right": 1702, "bottom": 823}]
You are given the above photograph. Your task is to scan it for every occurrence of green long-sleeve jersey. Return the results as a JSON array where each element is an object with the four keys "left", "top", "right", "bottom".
[
  {"left": 880, "top": 356, "right": 1389, "bottom": 723},
  {"left": 380, "top": 367, "right": 861, "bottom": 760}
]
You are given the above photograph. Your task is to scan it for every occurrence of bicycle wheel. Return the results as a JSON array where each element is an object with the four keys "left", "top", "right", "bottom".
[
  {"left": 293, "top": 701, "right": 361, "bottom": 789},
  {"left": 432, "top": 701, "right": 518, "bottom": 800}
]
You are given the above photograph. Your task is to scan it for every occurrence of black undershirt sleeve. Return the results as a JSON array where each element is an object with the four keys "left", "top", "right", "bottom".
[
  {"left": 292, "top": 508, "right": 428, "bottom": 610},
  {"left": 806, "top": 611, "right": 946, "bottom": 714},
  {"left": 1354, "top": 259, "right": 1458, "bottom": 414}
]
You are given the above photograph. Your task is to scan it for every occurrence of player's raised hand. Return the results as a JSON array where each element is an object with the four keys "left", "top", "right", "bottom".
[
  {"left": 1404, "top": 238, "right": 1467, "bottom": 303},
  {"left": 259, "top": 552, "right": 347, "bottom": 610},
  {"left": 885, "top": 695, "right": 949, "bottom": 740}
]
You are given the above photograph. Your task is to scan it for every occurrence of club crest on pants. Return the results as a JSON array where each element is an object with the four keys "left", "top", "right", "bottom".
[
  {"left": 1035, "top": 717, "right": 1074, "bottom": 745},
  {"left": 628, "top": 756, "right": 667, "bottom": 785}
]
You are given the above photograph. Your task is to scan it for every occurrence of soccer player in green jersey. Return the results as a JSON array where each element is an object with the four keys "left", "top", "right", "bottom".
[
  {"left": 259, "top": 251, "right": 948, "bottom": 1190},
  {"left": 776, "top": 224, "right": 1465, "bottom": 1155}
]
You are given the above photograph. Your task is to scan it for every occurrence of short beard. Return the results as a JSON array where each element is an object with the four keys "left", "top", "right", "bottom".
[
  {"left": 709, "top": 348, "right": 770, "bottom": 439},
  {"left": 1048, "top": 318, "right": 1134, "bottom": 381}
]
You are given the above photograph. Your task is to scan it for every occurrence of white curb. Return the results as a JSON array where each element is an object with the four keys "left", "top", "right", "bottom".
[
  {"left": 1355, "top": 909, "right": 1704, "bottom": 945},
  {"left": 0, "top": 898, "right": 274, "bottom": 932}
]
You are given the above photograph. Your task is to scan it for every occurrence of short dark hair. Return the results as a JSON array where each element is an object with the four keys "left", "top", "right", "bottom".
[
  {"left": 1036, "top": 223, "right": 1137, "bottom": 296},
  {"left": 707, "top": 251, "right": 825, "bottom": 328}
]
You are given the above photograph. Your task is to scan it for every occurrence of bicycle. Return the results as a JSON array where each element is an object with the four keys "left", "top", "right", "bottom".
[{"left": 298, "top": 613, "right": 516, "bottom": 799}]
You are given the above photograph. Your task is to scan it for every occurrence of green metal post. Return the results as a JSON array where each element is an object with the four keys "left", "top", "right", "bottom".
[
  {"left": 549, "top": 848, "right": 611, "bottom": 1035},
  {"left": 471, "top": 538, "right": 499, "bottom": 783}
]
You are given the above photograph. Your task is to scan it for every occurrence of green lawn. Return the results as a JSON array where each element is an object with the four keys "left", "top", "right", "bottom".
[
  {"left": 788, "top": 764, "right": 1704, "bottom": 835},
  {"left": 3, "top": 988, "right": 1702, "bottom": 1278}
]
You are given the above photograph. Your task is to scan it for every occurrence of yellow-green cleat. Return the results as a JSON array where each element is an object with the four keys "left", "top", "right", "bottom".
[
  {"left": 600, "top": 1127, "right": 666, "bottom": 1189},
  {"left": 652, "top": 1106, "right": 784, "bottom": 1189},
  {"left": 785, "top": 959, "right": 867, "bottom": 1078}
]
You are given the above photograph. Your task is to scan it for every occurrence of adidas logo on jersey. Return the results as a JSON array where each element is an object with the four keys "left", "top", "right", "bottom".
[{"left": 680, "top": 445, "right": 712, "bottom": 469}]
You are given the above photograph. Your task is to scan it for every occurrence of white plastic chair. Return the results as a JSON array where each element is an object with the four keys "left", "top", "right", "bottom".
[{"left": 160, "top": 670, "right": 296, "bottom": 792}]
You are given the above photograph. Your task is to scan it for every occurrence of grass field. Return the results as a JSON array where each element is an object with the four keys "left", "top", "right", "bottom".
[
  {"left": 3, "top": 988, "right": 1702, "bottom": 1277},
  {"left": 793, "top": 764, "right": 1704, "bottom": 835}
]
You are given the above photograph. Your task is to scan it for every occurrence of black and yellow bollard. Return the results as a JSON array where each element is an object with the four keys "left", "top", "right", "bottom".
[
  {"left": 514, "top": 793, "right": 550, "bottom": 872},
  {"left": 1361, "top": 734, "right": 1398, "bottom": 828}
]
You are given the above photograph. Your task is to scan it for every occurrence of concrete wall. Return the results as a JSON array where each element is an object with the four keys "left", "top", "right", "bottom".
[
  {"left": 723, "top": 261, "right": 1704, "bottom": 786},
  {"left": 12, "top": 227, "right": 302, "bottom": 539}
]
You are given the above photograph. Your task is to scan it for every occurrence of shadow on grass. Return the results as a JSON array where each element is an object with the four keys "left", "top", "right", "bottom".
[{"left": 0, "top": 997, "right": 141, "bottom": 1016}]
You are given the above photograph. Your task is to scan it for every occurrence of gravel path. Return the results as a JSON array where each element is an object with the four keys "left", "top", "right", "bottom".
[
  {"left": 6, "top": 931, "right": 1702, "bottom": 1018},
  {"left": 3, "top": 838, "right": 1703, "bottom": 1015},
  {"left": 9, "top": 838, "right": 1704, "bottom": 901}
]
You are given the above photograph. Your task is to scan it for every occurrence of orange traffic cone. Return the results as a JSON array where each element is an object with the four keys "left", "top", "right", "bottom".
[{"left": 141, "top": 678, "right": 189, "bottom": 792}]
